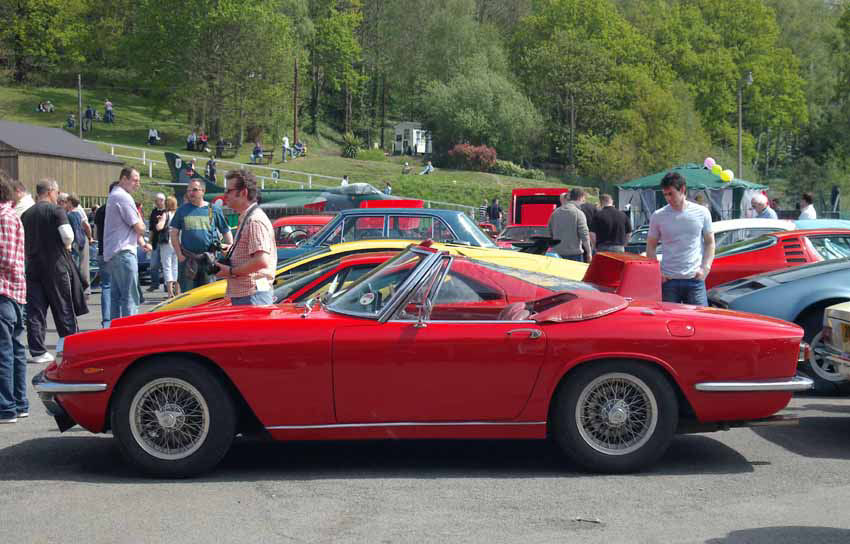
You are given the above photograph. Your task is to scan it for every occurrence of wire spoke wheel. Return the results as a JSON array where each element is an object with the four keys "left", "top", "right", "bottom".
[
  {"left": 129, "top": 377, "right": 210, "bottom": 461},
  {"left": 575, "top": 372, "right": 658, "bottom": 456}
]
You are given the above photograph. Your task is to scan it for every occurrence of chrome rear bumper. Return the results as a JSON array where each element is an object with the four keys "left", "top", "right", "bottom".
[{"left": 695, "top": 375, "right": 813, "bottom": 392}]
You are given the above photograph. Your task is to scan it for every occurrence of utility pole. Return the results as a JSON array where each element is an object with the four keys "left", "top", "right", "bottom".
[{"left": 77, "top": 74, "right": 83, "bottom": 139}]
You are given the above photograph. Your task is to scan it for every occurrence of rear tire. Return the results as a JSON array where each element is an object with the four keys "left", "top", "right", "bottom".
[
  {"left": 111, "top": 359, "right": 236, "bottom": 477},
  {"left": 552, "top": 361, "right": 678, "bottom": 473}
]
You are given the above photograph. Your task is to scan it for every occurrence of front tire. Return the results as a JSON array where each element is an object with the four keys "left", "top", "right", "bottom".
[
  {"left": 552, "top": 361, "right": 678, "bottom": 473},
  {"left": 111, "top": 359, "right": 236, "bottom": 477}
]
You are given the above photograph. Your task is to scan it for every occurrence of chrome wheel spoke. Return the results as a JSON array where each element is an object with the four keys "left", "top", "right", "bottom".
[
  {"left": 129, "top": 377, "right": 211, "bottom": 461},
  {"left": 575, "top": 373, "right": 659, "bottom": 456}
]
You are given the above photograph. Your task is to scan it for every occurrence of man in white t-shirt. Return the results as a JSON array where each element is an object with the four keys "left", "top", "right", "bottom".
[
  {"left": 281, "top": 135, "right": 291, "bottom": 162},
  {"left": 799, "top": 192, "right": 817, "bottom": 220},
  {"left": 646, "top": 172, "right": 715, "bottom": 306}
]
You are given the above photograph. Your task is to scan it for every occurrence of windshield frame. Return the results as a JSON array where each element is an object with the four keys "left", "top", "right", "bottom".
[
  {"left": 455, "top": 213, "right": 496, "bottom": 248},
  {"left": 325, "top": 247, "right": 443, "bottom": 320}
]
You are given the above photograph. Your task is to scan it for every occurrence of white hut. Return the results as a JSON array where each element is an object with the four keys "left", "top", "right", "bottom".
[{"left": 393, "top": 122, "right": 431, "bottom": 155}]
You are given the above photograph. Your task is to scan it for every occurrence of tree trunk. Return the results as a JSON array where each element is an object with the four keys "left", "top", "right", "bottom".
[
  {"left": 310, "top": 48, "right": 320, "bottom": 135},
  {"left": 569, "top": 92, "right": 576, "bottom": 168},
  {"left": 380, "top": 74, "right": 387, "bottom": 149},
  {"left": 293, "top": 57, "right": 299, "bottom": 145},
  {"left": 344, "top": 85, "right": 352, "bottom": 134}
]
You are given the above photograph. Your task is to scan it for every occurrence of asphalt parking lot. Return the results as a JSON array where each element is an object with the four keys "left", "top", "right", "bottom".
[{"left": 2, "top": 289, "right": 850, "bottom": 543}]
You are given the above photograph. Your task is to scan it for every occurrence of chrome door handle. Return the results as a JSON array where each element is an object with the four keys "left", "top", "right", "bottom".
[{"left": 506, "top": 328, "right": 542, "bottom": 339}]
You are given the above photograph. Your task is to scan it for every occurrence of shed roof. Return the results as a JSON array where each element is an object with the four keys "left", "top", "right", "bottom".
[
  {"left": 617, "top": 163, "right": 767, "bottom": 190},
  {"left": 0, "top": 120, "right": 123, "bottom": 165}
]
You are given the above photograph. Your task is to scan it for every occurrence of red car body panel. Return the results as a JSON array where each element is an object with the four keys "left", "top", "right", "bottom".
[
  {"left": 706, "top": 228, "right": 850, "bottom": 289},
  {"left": 46, "top": 249, "right": 802, "bottom": 442},
  {"left": 272, "top": 215, "right": 333, "bottom": 247},
  {"left": 510, "top": 188, "right": 564, "bottom": 226}
]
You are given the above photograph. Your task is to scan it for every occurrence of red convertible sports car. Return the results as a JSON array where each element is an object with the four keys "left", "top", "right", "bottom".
[
  {"left": 34, "top": 243, "right": 811, "bottom": 477},
  {"left": 707, "top": 228, "right": 850, "bottom": 289}
]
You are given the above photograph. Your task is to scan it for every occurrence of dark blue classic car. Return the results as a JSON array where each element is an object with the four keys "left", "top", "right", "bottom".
[
  {"left": 708, "top": 257, "right": 850, "bottom": 394},
  {"left": 276, "top": 208, "right": 495, "bottom": 261}
]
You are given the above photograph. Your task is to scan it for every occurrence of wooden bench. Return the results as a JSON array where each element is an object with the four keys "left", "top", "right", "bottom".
[
  {"left": 217, "top": 142, "right": 240, "bottom": 159},
  {"left": 252, "top": 148, "right": 275, "bottom": 165}
]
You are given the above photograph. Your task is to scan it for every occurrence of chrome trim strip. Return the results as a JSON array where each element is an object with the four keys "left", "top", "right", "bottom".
[
  {"left": 34, "top": 380, "right": 107, "bottom": 394},
  {"left": 694, "top": 376, "right": 813, "bottom": 392},
  {"left": 266, "top": 421, "right": 546, "bottom": 430}
]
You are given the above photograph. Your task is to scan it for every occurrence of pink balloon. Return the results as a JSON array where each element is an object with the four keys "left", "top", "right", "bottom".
[{"left": 704, "top": 157, "right": 716, "bottom": 170}]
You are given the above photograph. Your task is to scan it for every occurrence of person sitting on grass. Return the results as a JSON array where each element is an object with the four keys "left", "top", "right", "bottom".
[
  {"left": 66, "top": 114, "right": 76, "bottom": 129},
  {"left": 293, "top": 141, "right": 306, "bottom": 158},
  {"left": 401, "top": 162, "right": 411, "bottom": 175},
  {"left": 419, "top": 161, "right": 434, "bottom": 175}
]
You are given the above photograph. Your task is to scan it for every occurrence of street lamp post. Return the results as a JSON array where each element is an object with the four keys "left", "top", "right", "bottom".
[{"left": 737, "top": 70, "right": 753, "bottom": 179}]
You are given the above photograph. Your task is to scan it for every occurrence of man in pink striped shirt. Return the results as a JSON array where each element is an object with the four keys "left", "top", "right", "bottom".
[{"left": 0, "top": 171, "right": 27, "bottom": 424}]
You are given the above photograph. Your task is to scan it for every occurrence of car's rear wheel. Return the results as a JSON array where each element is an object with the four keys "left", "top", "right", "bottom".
[
  {"left": 797, "top": 308, "right": 850, "bottom": 395},
  {"left": 111, "top": 359, "right": 236, "bottom": 477},
  {"left": 552, "top": 361, "right": 678, "bottom": 473}
]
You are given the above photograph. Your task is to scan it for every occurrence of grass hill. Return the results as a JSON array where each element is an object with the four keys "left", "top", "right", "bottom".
[{"left": 0, "top": 85, "right": 582, "bottom": 210}]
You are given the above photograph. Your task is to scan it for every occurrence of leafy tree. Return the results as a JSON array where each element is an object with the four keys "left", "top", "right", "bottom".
[
  {"left": 0, "top": 0, "right": 87, "bottom": 82},
  {"left": 420, "top": 62, "right": 543, "bottom": 162}
]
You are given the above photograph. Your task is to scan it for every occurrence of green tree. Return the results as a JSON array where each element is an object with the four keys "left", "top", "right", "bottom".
[{"left": 0, "top": 0, "right": 87, "bottom": 82}]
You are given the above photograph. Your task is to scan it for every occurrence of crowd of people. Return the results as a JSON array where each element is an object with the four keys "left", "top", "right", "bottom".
[{"left": 0, "top": 164, "right": 279, "bottom": 424}]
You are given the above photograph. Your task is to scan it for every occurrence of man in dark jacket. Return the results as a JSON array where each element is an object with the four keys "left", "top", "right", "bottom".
[
  {"left": 147, "top": 193, "right": 166, "bottom": 292},
  {"left": 21, "top": 179, "right": 82, "bottom": 363},
  {"left": 590, "top": 194, "right": 632, "bottom": 253}
]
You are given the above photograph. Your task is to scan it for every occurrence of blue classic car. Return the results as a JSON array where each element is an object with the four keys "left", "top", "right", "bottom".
[
  {"left": 708, "top": 257, "right": 850, "bottom": 394},
  {"left": 276, "top": 208, "right": 496, "bottom": 261}
]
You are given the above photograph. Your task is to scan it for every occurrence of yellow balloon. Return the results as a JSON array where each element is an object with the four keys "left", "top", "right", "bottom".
[
  {"left": 721, "top": 170, "right": 732, "bottom": 182},
  {"left": 711, "top": 164, "right": 722, "bottom": 176}
]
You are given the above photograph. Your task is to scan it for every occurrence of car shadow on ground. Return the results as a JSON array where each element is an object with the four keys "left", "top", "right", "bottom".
[
  {"left": 751, "top": 415, "right": 850, "bottom": 460},
  {"left": 705, "top": 526, "right": 850, "bottom": 543},
  {"left": 0, "top": 433, "right": 753, "bottom": 483}
]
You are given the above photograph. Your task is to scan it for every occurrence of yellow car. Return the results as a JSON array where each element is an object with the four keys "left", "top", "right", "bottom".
[{"left": 150, "top": 240, "right": 587, "bottom": 312}]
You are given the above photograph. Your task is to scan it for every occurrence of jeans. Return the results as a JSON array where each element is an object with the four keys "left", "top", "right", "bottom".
[
  {"left": 231, "top": 291, "right": 274, "bottom": 306},
  {"left": 107, "top": 250, "right": 140, "bottom": 321},
  {"left": 661, "top": 278, "right": 708, "bottom": 306},
  {"left": 149, "top": 245, "right": 162, "bottom": 287},
  {"left": 597, "top": 244, "right": 625, "bottom": 253},
  {"left": 178, "top": 258, "right": 212, "bottom": 294},
  {"left": 98, "top": 254, "right": 111, "bottom": 327},
  {"left": 0, "top": 296, "right": 27, "bottom": 419},
  {"left": 560, "top": 254, "right": 585, "bottom": 262}
]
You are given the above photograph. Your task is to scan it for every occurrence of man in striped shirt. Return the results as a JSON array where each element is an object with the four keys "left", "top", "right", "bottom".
[{"left": 0, "top": 171, "right": 27, "bottom": 424}]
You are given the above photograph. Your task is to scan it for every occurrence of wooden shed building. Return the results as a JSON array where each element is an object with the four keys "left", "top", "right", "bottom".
[{"left": 0, "top": 120, "right": 123, "bottom": 205}]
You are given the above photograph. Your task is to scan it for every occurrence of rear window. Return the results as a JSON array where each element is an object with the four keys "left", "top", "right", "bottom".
[{"left": 715, "top": 235, "right": 777, "bottom": 257}]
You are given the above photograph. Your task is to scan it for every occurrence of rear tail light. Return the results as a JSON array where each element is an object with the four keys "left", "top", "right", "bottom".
[{"left": 798, "top": 342, "right": 811, "bottom": 363}]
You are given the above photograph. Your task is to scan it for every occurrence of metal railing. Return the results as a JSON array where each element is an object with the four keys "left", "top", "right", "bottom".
[{"left": 87, "top": 140, "right": 476, "bottom": 216}]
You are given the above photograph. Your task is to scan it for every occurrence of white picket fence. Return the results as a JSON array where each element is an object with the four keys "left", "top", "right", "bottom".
[{"left": 86, "top": 140, "right": 477, "bottom": 217}]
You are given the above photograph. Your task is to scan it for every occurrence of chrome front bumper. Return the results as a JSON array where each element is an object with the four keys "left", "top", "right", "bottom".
[
  {"left": 31, "top": 371, "right": 107, "bottom": 431},
  {"left": 695, "top": 375, "right": 813, "bottom": 392}
]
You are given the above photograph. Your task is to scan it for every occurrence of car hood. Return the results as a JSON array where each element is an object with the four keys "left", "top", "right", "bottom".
[{"left": 112, "top": 304, "right": 305, "bottom": 327}]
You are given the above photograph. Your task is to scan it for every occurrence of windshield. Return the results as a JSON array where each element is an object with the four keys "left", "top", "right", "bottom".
[
  {"left": 327, "top": 250, "right": 431, "bottom": 316},
  {"left": 455, "top": 213, "right": 496, "bottom": 247},
  {"left": 471, "top": 260, "right": 599, "bottom": 293},
  {"left": 273, "top": 259, "right": 341, "bottom": 302}
]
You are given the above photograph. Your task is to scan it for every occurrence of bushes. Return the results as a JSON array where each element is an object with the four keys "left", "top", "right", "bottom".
[
  {"left": 447, "top": 144, "right": 497, "bottom": 171},
  {"left": 357, "top": 148, "right": 386, "bottom": 161},
  {"left": 489, "top": 159, "right": 545, "bottom": 180},
  {"left": 341, "top": 132, "right": 362, "bottom": 158}
]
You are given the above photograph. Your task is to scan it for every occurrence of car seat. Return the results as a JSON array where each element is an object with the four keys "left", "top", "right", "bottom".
[{"left": 498, "top": 302, "right": 531, "bottom": 321}]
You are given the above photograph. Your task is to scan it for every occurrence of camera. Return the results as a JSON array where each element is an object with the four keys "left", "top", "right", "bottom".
[{"left": 204, "top": 240, "right": 227, "bottom": 275}]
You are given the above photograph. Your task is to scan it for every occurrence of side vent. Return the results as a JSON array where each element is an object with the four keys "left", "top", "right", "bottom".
[{"left": 781, "top": 238, "right": 807, "bottom": 263}]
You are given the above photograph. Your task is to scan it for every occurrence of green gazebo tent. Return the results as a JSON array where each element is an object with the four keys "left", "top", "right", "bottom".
[{"left": 617, "top": 163, "right": 768, "bottom": 226}]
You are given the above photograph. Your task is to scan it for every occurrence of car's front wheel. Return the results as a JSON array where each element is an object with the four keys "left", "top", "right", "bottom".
[
  {"left": 111, "top": 359, "right": 236, "bottom": 477},
  {"left": 552, "top": 361, "right": 678, "bottom": 473}
]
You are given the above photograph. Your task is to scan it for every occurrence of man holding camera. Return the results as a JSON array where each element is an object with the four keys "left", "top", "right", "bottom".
[
  {"left": 171, "top": 179, "right": 232, "bottom": 293},
  {"left": 214, "top": 170, "right": 276, "bottom": 305}
]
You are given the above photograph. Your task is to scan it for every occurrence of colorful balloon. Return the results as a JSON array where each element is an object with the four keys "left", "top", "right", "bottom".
[
  {"left": 703, "top": 157, "right": 716, "bottom": 170},
  {"left": 721, "top": 169, "right": 733, "bottom": 182},
  {"left": 711, "top": 164, "right": 722, "bottom": 176}
]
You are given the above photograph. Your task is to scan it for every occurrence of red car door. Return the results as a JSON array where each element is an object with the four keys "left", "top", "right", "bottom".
[{"left": 332, "top": 321, "right": 547, "bottom": 423}]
